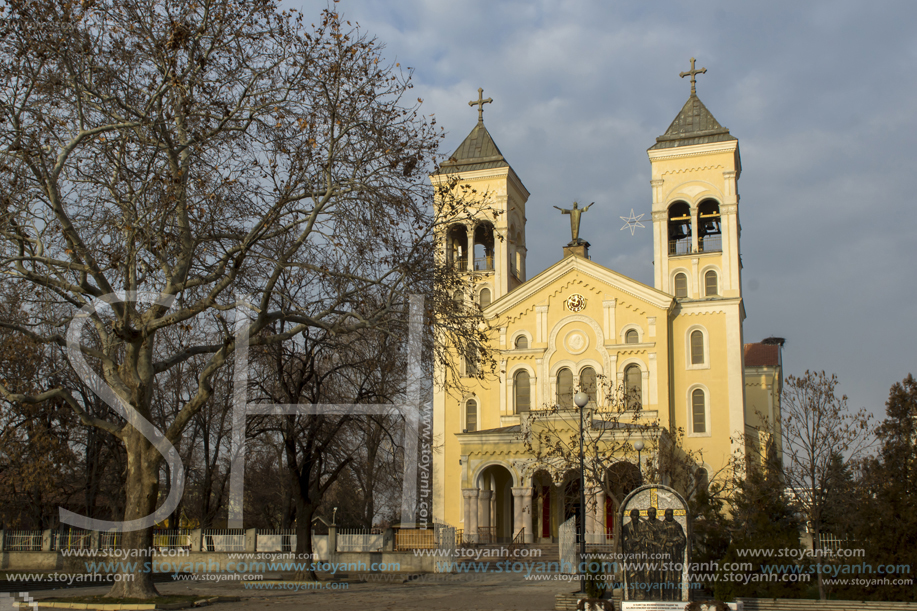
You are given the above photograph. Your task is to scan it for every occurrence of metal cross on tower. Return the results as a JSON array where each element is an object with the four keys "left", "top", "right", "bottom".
[
  {"left": 468, "top": 88, "right": 493, "bottom": 122},
  {"left": 679, "top": 57, "right": 707, "bottom": 95}
]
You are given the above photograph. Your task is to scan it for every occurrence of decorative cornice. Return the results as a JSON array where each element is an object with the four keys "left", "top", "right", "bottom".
[{"left": 660, "top": 164, "right": 724, "bottom": 176}]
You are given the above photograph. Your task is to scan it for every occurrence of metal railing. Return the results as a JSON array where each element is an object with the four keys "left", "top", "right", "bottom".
[
  {"left": 3, "top": 530, "right": 43, "bottom": 551},
  {"left": 337, "top": 528, "right": 383, "bottom": 552},
  {"left": 668, "top": 239, "right": 692, "bottom": 256},
  {"left": 474, "top": 257, "right": 494, "bottom": 271},
  {"left": 152, "top": 529, "right": 192, "bottom": 551},
  {"left": 99, "top": 530, "right": 122, "bottom": 550},
  {"left": 698, "top": 234, "right": 722, "bottom": 253},
  {"left": 818, "top": 532, "right": 850, "bottom": 552},
  {"left": 394, "top": 528, "right": 434, "bottom": 550},
  {"left": 53, "top": 528, "right": 92, "bottom": 551},
  {"left": 668, "top": 235, "right": 722, "bottom": 255},
  {"left": 202, "top": 529, "right": 246, "bottom": 552},
  {"left": 510, "top": 527, "right": 525, "bottom": 553}
]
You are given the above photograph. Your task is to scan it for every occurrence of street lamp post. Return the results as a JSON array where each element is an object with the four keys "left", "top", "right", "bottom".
[{"left": 573, "top": 390, "right": 590, "bottom": 594}]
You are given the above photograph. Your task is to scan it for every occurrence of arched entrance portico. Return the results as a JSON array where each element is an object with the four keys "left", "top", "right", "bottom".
[{"left": 463, "top": 463, "right": 529, "bottom": 544}]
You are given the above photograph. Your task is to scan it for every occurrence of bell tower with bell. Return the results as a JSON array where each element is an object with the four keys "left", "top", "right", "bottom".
[
  {"left": 431, "top": 89, "right": 530, "bottom": 304},
  {"left": 647, "top": 59, "right": 747, "bottom": 461},
  {"left": 647, "top": 58, "right": 742, "bottom": 302}
]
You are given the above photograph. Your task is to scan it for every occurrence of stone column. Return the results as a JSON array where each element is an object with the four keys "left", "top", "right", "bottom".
[
  {"left": 466, "top": 224, "right": 475, "bottom": 273},
  {"left": 462, "top": 489, "right": 479, "bottom": 544},
  {"left": 478, "top": 490, "right": 493, "bottom": 543},
  {"left": 511, "top": 487, "right": 533, "bottom": 543}
]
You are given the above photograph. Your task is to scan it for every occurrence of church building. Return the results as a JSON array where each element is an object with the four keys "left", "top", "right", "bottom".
[{"left": 430, "top": 69, "right": 783, "bottom": 545}]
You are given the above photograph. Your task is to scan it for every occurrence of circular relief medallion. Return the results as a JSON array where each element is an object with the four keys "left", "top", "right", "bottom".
[
  {"left": 565, "top": 293, "right": 586, "bottom": 312},
  {"left": 564, "top": 331, "right": 589, "bottom": 355}
]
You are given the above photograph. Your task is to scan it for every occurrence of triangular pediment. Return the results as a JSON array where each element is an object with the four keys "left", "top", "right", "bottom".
[{"left": 484, "top": 255, "right": 674, "bottom": 317}]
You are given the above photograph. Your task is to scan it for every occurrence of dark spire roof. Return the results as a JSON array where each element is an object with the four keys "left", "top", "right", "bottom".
[
  {"left": 435, "top": 120, "right": 511, "bottom": 174},
  {"left": 650, "top": 94, "right": 737, "bottom": 150}
]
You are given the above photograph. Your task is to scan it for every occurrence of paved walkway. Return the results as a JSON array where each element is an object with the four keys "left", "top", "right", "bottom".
[{"left": 26, "top": 573, "right": 575, "bottom": 611}]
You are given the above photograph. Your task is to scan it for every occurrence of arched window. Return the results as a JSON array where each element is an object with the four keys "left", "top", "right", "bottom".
[
  {"left": 465, "top": 345, "right": 477, "bottom": 377},
  {"left": 674, "top": 273, "right": 688, "bottom": 298},
  {"left": 692, "top": 389, "right": 706, "bottom": 433},
  {"left": 668, "top": 201, "right": 692, "bottom": 255},
  {"left": 556, "top": 368, "right": 573, "bottom": 409},
  {"left": 514, "top": 335, "right": 529, "bottom": 349},
  {"left": 704, "top": 271, "right": 718, "bottom": 297},
  {"left": 690, "top": 330, "right": 705, "bottom": 365},
  {"left": 580, "top": 367, "right": 597, "bottom": 405},
  {"left": 479, "top": 288, "right": 491, "bottom": 308},
  {"left": 465, "top": 399, "right": 478, "bottom": 432},
  {"left": 514, "top": 370, "right": 531, "bottom": 413},
  {"left": 698, "top": 200, "right": 722, "bottom": 253},
  {"left": 625, "top": 329, "right": 639, "bottom": 344},
  {"left": 473, "top": 222, "right": 495, "bottom": 271},
  {"left": 624, "top": 364, "right": 642, "bottom": 409}
]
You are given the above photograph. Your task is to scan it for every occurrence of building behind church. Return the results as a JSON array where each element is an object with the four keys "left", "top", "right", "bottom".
[{"left": 430, "top": 75, "right": 783, "bottom": 545}]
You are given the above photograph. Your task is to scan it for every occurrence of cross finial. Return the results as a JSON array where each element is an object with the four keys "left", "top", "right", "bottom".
[
  {"left": 468, "top": 88, "right": 493, "bottom": 123},
  {"left": 679, "top": 57, "right": 707, "bottom": 95}
]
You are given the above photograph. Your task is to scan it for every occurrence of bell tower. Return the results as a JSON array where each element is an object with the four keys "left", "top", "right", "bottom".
[
  {"left": 647, "top": 59, "right": 742, "bottom": 302},
  {"left": 431, "top": 89, "right": 530, "bottom": 303}
]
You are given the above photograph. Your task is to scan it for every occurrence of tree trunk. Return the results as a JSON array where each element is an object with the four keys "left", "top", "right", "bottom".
[
  {"left": 106, "top": 431, "right": 161, "bottom": 599},
  {"left": 813, "top": 523, "right": 825, "bottom": 600},
  {"left": 293, "top": 496, "right": 318, "bottom": 582}
]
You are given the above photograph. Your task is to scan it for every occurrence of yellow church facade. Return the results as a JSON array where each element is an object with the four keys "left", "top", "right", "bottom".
[{"left": 431, "top": 80, "right": 783, "bottom": 545}]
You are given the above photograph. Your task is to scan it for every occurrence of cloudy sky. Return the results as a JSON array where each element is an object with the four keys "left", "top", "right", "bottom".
[{"left": 296, "top": 0, "right": 917, "bottom": 419}]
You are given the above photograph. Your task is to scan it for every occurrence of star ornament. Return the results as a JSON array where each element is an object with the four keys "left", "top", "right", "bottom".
[{"left": 620, "top": 209, "right": 646, "bottom": 235}]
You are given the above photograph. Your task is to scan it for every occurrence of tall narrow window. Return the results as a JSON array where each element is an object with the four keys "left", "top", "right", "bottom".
[
  {"left": 479, "top": 288, "right": 492, "bottom": 308},
  {"left": 692, "top": 390, "right": 706, "bottom": 433},
  {"left": 580, "top": 367, "right": 597, "bottom": 405},
  {"left": 625, "top": 364, "right": 642, "bottom": 409},
  {"left": 690, "top": 330, "right": 705, "bottom": 365},
  {"left": 465, "top": 345, "right": 477, "bottom": 377},
  {"left": 514, "top": 370, "right": 531, "bottom": 413},
  {"left": 466, "top": 399, "right": 478, "bottom": 432},
  {"left": 704, "top": 271, "right": 718, "bottom": 297},
  {"left": 674, "top": 273, "right": 688, "bottom": 298},
  {"left": 556, "top": 368, "right": 573, "bottom": 409},
  {"left": 625, "top": 329, "right": 639, "bottom": 344},
  {"left": 515, "top": 335, "right": 528, "bottom": 349}
]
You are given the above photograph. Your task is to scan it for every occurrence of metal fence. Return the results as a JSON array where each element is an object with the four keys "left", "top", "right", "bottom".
[
  {"left": 3, "top": 530, "right": 43, "bottom": 551},
  {"left": 99, "top": 530, "right": 122, "bottom": 550},
  {"left": 337, "top": 528, "right": 383, "bottom": 552},
  {"left": 152, "top": 529, "right": 191, "bottom": 550},
  {"left": 202, "top": 529, "right": 246, "bottom": 552},
  {"left": 394, "top": 528, "right": 434, "bottom": 550},
  {"left": 52, "top": 529, "right": 93, "bottom": 551},
  {"left": 818, "top": 532, "right": 850, "bottom": 552}
]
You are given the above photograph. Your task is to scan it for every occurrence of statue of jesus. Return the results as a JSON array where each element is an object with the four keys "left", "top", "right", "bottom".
[{"left": 553, "top": 201, "right": 594, "bottom": 244}]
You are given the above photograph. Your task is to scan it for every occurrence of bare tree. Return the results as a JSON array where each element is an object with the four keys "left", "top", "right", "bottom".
[
  {"left": 519, "top": 376, "right": 714, "bottom": 547},
  {"left": 0, "top": 0, "right": 484, "bottom": 597},
  {"left": 779, "top": 370, "right": 872, "bottom": 600}
]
